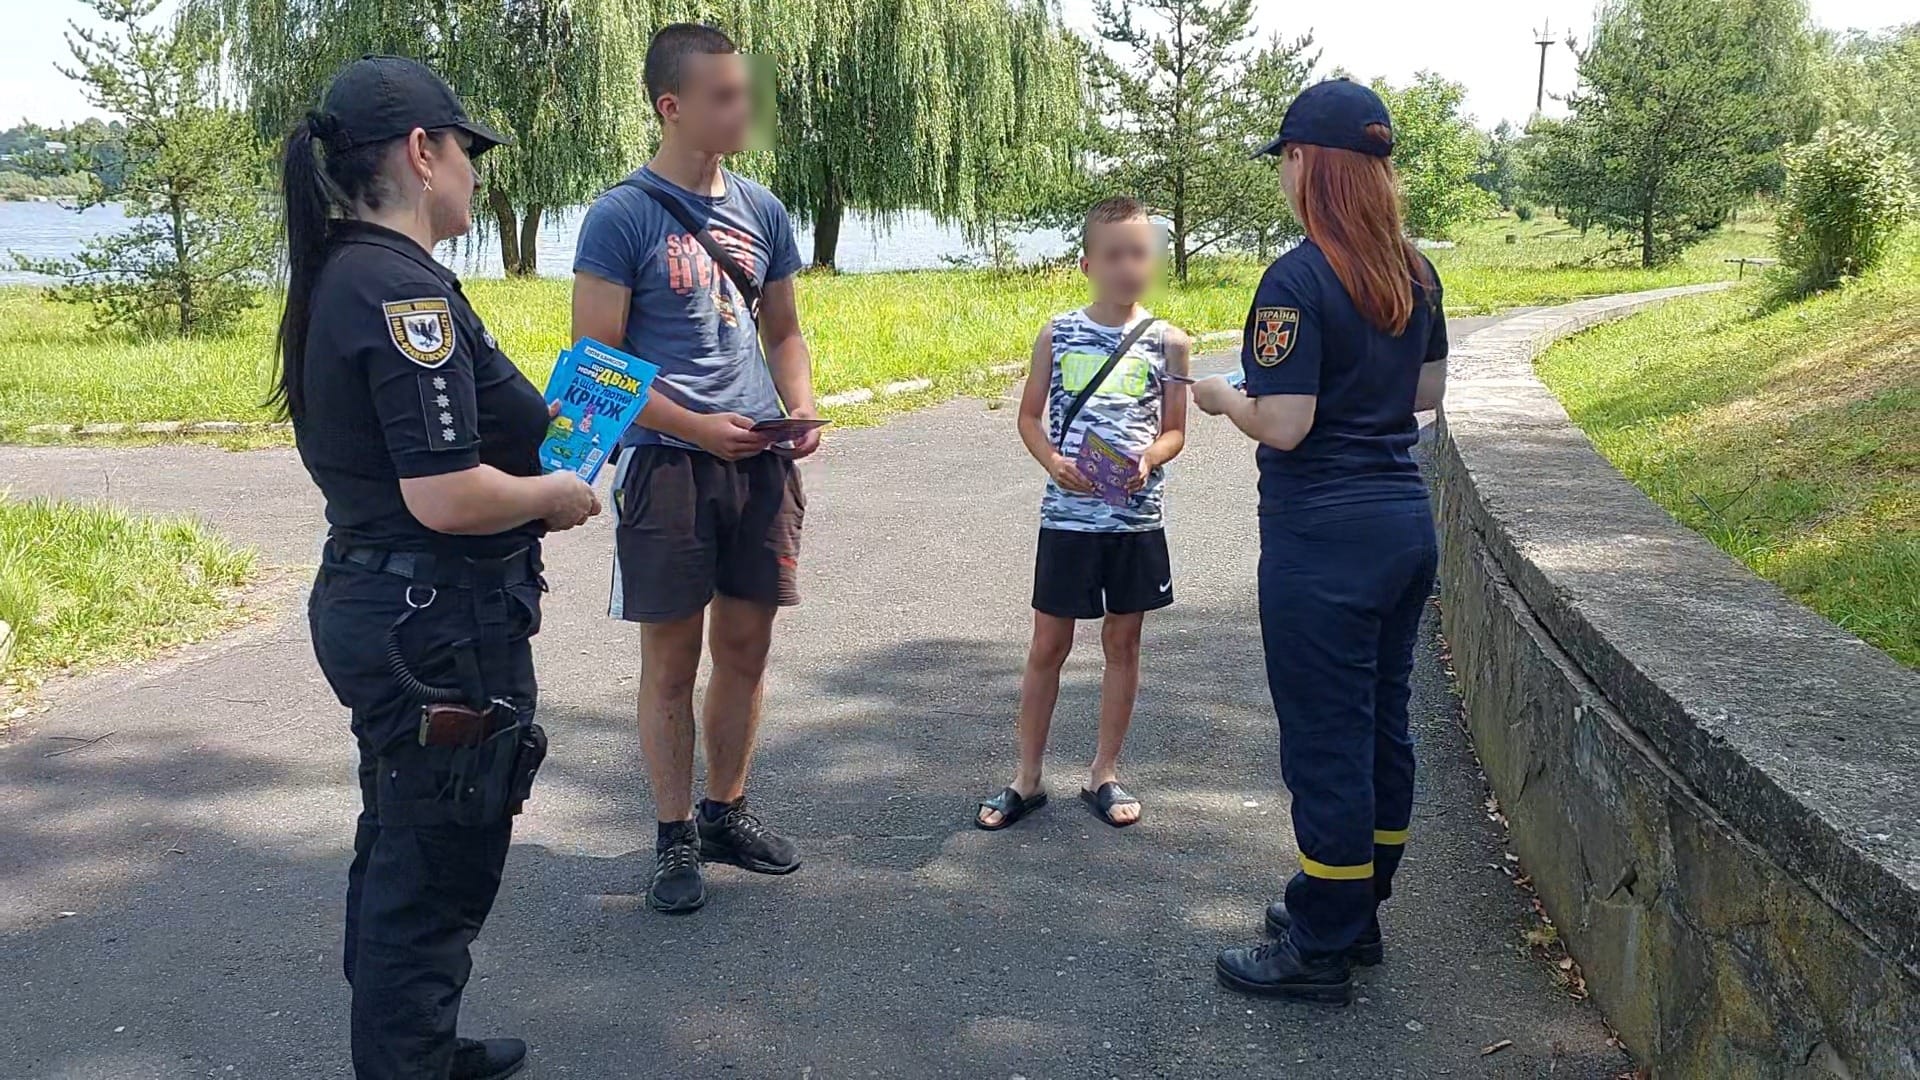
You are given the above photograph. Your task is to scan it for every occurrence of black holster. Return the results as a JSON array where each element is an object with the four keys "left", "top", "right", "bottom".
[{"left": 346, "top": 543, "right": 549, "bottom": 828}]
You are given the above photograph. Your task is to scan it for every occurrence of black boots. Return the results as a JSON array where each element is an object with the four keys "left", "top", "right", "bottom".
[
  {"left": 1216, "top": 901, "right": 1388, "bottom": 1003},
  {"left": 1264, "top": 900, "right": 1385, "bottom": 966},
  {"left": 1215, "top": 936, "right": 1352, "bottom": 1004},
  {"left": 450, "top": 1037, "right": 528, "bottom": 1079}
]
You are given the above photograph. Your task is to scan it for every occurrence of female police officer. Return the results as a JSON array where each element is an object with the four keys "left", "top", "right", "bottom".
[
  {"left": 273, "top": 56, "right": 599, "bottom": 1077},
  {"left": 1191, "top": 79, "right": 1448, "bottom": 1005}
]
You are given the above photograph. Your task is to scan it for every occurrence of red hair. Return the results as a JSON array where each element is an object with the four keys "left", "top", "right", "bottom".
[{"left": 1290, "top": 124, "right": 1433, "bottom": 335}]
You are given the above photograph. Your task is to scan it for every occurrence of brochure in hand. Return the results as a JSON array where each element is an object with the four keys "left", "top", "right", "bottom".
[
  {"left": 539, "top": 338, "right": 659, "bottom": 482},
  {"left": 1164, "top": 370, "right": 1245, "bottom": 388},
  {"left": 1075, "top": 430, "right": 1139, "bottom": 508},
  {"left": 750, "top": 416, "right": 832, "bottom": 442}
]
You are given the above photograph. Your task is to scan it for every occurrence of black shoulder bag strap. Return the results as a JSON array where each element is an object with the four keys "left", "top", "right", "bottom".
[
  {"left": 1054, "top": 316, "right": 1159, "bottom": 451},
  {"left": 616, "top": 174, "right": 791, "bottom": 417},
  {"left": 618, "top": 176, "right": 762, "bottom": 319}
]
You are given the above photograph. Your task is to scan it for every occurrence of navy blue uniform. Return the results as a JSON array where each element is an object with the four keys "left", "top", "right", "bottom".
[
  {"left": 1242, "top": 239, "right": 1446, "bottom": 960},
  {"left": 296, "top": 221, "right": 551, "bottom": 1077}
]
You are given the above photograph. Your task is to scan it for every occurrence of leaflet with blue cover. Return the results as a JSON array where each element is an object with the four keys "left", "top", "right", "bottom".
[{"left": 539, "top": 338, "right": 659, "bottom": 482}]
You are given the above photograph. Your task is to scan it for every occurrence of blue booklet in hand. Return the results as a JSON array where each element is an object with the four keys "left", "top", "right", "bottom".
[{"left": 539, "top": 338, "right": 659, "bottom": 482}]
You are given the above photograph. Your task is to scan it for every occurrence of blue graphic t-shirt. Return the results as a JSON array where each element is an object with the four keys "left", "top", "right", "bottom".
[{"left": 573, "top": 166, "right": 803, "bottom": 451}]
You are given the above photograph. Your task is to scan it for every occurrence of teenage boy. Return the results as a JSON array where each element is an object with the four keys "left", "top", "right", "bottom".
[
  {"left": 975, "top": 196, "right": 1191, "bottom": 832},
  {"left": 571, "top": 23, "right": 820, "bottom": 914}
]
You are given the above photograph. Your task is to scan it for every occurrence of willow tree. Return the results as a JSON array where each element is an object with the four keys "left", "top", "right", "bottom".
[
  {"left": 725, "top": 0, "right": 1088, "bottom": 269},
  {"left": 207, "top": 0, "right": 650, "bottom": 275}
]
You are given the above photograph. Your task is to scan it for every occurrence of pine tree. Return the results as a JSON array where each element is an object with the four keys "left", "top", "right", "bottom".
[
  {"left": 14, "top": 0, "right": 276, "bottom": 335},
  {"left": 1550, "top": 0, "right": 1805, "bottom": 266},
  {"left": 1088, "top": 0, "right": 1315, "bottom": 281}
]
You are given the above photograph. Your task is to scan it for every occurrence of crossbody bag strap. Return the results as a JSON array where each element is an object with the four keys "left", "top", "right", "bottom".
[
  {"left": 618, "top": 176, "right": 764, "bottom": 318},
  {"left": 1054, "top": 316, "right": 1159, "bottom": 451},
  {"left": 615, "top": 174, "right": 789, "bottom": 417}
]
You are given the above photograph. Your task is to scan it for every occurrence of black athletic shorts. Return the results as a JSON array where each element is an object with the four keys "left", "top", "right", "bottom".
[
  {"left": 608, "top": 444, "right": 804, "bottom": 623},
  {"left": 1031, "top": 527, "right": 1173, "bottom": 619}
]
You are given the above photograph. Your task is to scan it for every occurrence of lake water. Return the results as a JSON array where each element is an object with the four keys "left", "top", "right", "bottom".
[{"left": 0, "top": 198, "right": 1075, "bottom": 284}]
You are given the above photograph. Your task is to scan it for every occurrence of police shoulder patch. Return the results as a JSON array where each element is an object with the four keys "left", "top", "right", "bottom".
[
  {"left": 1253, "top": 306, "right": 1299, "bottom": 367},
  {"left": 383, "top": 297, "right": 457, "bottom": 368}
]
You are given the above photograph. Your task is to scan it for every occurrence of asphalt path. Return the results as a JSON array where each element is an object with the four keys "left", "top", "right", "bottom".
[{"left": 0, "top": 317, "right": 1628, "bottom": 1078}]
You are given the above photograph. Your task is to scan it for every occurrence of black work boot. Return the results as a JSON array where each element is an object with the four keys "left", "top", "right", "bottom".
[
  {"left": 648, "top": 821, "right": 706, "bottom": 914},
  {"left": 697, "top": 797, "right": 801, "bottom": 874},
  {"left": 450, "top": 1037, "right": 528, "bottom": 1079},
  {"left": 1216, "top": 937, "right": 1352, "bottom": 1004},
  {"left": 1264, "top": 901, "right": 1385, "bottom": 966}
]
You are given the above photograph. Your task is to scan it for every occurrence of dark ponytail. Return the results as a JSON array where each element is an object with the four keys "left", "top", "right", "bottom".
[{"left": 271, "top": 111, "right": 403, "bottom": 422}]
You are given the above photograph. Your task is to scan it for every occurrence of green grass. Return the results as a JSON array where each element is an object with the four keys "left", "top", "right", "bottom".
[
  {"left": 1426, "top": 212, "right": 1774, "bottom": 313},
  {"left": 0, "top": 498, "right": 257, "bottom": 686},
  {"left": 0, "top": 212, "right": 1760, "bottom": 438},
  {"left": 0, "top": 259, "right": 1259, "bottom": 439},
  {"left": 1536, "top": 233, "right": 1919, "bottom": 668}
]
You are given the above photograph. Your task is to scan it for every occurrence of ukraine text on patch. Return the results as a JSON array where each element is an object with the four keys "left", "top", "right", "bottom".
[
  {"left": 383, "top": 297, "right": 457, "bottom": 368},
  {"left": 1254, "top": 306, "right": 1298, "bottom": 367}
]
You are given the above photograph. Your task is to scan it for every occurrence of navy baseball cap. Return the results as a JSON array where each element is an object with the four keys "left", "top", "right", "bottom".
[
  {"left": 1254, "top": 78, "right": 1393, "bottom": 159},
  {"left": 315, "top": 55, "right": 511, "bottom": 158}
]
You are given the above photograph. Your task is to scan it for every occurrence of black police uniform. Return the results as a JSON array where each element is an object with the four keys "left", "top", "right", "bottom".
[
  {"left": 1241, "top": 237, "right": 1446, "bottom": 965},
  {"left": 298, "top": 218, "right": 551, "bottom": 1076}
]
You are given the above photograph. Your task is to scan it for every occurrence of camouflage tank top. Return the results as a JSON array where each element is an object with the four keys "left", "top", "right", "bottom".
[{"left": 1040, "top": 308, "right": 1168, "bottom": 532}]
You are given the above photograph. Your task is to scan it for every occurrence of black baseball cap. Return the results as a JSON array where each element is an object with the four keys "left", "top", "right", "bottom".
[
  {"left": 1254, "top": 78, "right": 1393, "bottom": 159},
  {"left": 314, "top": 55, "right": 511, "bottom": 158}
]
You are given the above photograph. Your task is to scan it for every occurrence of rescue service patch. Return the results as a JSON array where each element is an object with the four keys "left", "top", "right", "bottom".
[
  {"left": 383, "top": 297, "right": 457, "bottom": 368},
  {"left": 1253, "top": 306, "right": 1298, "bottom": 367}
]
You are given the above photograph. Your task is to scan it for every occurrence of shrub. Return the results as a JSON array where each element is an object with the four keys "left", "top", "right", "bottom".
[
  {"left": 1514, "top": 201, "right": 1536, "bottom": 222},
  {"left": 1774, "top": 122, "right": 1916, "bottom": 299}
]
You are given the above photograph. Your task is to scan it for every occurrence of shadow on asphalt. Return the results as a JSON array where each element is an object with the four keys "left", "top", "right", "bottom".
[
  {"left": 2, "top": 345, "right": 1629, "bottom": 1077},
  {"left": 448, "top": 605, "right": 1620, "bottom": 1078},
  {"left": 3, "top": 607, "right": 1625, "bottom": 1078}
]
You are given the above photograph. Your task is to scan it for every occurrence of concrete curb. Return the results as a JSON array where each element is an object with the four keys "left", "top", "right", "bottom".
[
  {"left": 1434, "top": 283, "right": 1920, "bottom": 1076},
  {"left": 22, "top": 420, "right": 293, "bottom": 437},
  {"left": 18, "top": 332, "right": 1249, "bottom": 433}
]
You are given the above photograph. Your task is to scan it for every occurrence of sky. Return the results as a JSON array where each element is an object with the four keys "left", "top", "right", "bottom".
[{"left": 0, "top": 0, "right": 1913, "bottom": 130}]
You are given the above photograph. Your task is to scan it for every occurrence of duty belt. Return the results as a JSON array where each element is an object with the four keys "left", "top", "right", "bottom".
[
  {"left": 336, "top": 544, "right": 539, "bottom": 589},
  {"left": 330, "top": 542, "right": 541, "bottom": 710}
]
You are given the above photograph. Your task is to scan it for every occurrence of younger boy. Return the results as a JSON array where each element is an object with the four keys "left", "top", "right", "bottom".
[{"left": 975, "top": 196, "right": 1191, "bottom": 831}]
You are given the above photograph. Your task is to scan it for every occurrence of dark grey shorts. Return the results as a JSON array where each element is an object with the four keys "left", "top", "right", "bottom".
[{"left": 607, "top": 444, "right": 804, "bottom": 623}]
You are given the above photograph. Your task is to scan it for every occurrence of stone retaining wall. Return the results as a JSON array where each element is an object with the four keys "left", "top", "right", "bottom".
[{"left": 1434, "top": 287, "right": 1920, "bottom": 1077}]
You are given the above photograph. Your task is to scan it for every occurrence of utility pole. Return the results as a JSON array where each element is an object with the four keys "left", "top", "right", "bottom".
[{"left": 1532, "top": 20, "right": 1555, "bottom": 116}]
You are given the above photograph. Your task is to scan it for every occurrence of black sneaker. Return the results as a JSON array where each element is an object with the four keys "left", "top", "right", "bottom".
[
  {"left": 450, "top": 1036, "right": 528, "bottom": 1080},
  {"left": 648, "top": 823, "right": 706, "bottom": 914},
  {"left": 1264, "top": 901, "right": 1385, "bottom": 966},
  {"left": 1216, "top": 937, "right": 1352, "bottom": 1004},
  {"left": 697, "top": 798, "right": 801, "bottom": 874}
]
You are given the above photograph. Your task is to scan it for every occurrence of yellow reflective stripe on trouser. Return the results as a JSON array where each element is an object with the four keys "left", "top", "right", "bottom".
[
  {"left": 1374, "top": 828, "right": 1409, "bottom": 846},
  {"left": 1299, "top": 854, "right": 1374, "bottom": 880}
]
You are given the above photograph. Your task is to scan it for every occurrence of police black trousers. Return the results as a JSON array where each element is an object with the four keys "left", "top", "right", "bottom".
[
  {"left": 310, "top": 548, "right": 542, "bottom": 1079},
  {"left": 1257, "top": 499, "right": 1437, "bottom": 960}
]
